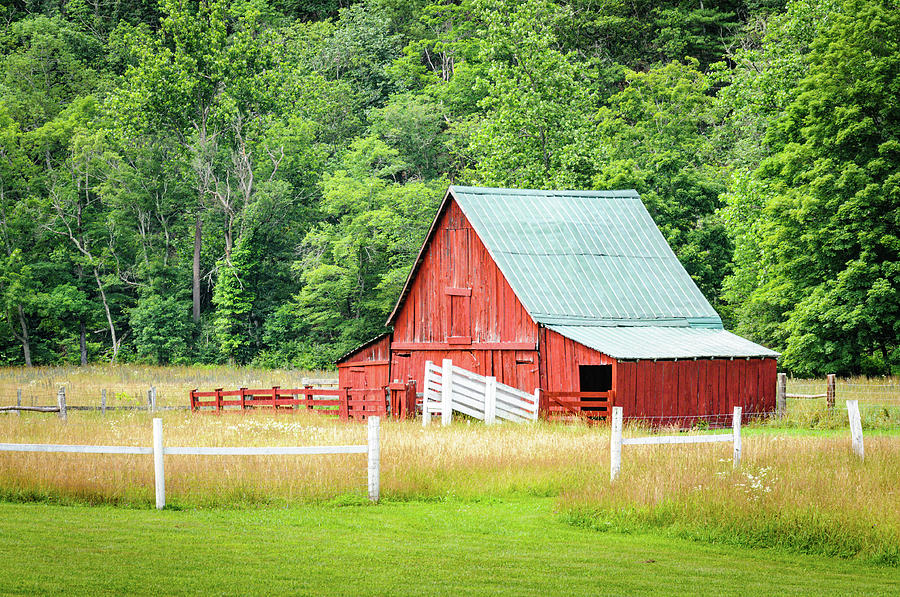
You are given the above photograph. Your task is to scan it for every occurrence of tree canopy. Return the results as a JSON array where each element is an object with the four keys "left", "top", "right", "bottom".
[{"left": 1, "top": 0, "right": 897, "bottom": 375}]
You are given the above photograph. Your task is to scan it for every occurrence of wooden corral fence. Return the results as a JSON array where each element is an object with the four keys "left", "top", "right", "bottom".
[
  {"left": 544, "top": 391, "right": 614, "bottom": 422},
  {"left": 190, "top": 382, "right": 417, "bottom": 422},
  {"left": 776, "top": 373, "right": 835, "bottom": 417}
]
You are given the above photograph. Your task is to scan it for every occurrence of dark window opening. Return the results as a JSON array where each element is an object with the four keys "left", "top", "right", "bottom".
[{"left": 579, "top": 365, "right": 612, "bottom": 392}]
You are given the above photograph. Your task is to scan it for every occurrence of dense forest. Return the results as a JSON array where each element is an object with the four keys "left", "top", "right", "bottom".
[{"left": 0, "top": 0, "right": 897, "bottom": 375}]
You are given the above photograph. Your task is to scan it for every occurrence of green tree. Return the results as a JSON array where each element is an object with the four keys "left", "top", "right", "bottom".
[
  {"left": 593, "top": 60, "right": 730, "bottom": 302},
  {"left": 744, "top": 0, "right": 900, "bottom": 374}
]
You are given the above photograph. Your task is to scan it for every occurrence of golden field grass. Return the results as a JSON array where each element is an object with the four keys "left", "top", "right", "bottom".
[
  {"left": 1, "top": 407, "right": 898, "bottom": 563},
  {"left": 0, "top": 364, "right": 334, "bottom": 408}
]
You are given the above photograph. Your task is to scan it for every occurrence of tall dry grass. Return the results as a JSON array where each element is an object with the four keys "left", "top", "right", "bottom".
[
  {"left": 1, "top": 390, "right": 898, "bottom": 564},
  {"left": 0, "top": 365, "right": 333, "bottom": 408},
  {"left": 562, "top": 428, "right": 900, "bottom": 565},
  {"left": 0, "top": 411, "right": 610, "bottom": 507}
]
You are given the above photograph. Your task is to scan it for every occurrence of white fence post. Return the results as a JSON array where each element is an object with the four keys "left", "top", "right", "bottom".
[
  {"left": 423, "top": 361, "right": 433, "bottom": 426},
  {"left": 847, "top": 399, "right": 864, "bottom": 459},
  {"left": 57, "top": 387, "right": 67, "bottom": 421},
  {"left": 485, "top": 376, "right": 497, "bottom": 425},
  {"left": 153, "top": 417, "right": 165, "bottom": 510},
  {"left": 532, "top": 388, "right": 540, "bottom": 421},
  {"left": 367, "top": 416, "right": 380, "bottom": 502},
  {"left": 441, "top": 359, "right": 453, "bottom": 426},
  {"left": 610, "top": 406, "right": 623, "bottom": 482},
  {"left": 732, "top": 406, "right": 742, "bottom": 469}
]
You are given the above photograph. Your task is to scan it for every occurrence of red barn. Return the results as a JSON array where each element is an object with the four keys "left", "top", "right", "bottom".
[{"left": 337, "top": 186, "right": 778, "bottom": 421}]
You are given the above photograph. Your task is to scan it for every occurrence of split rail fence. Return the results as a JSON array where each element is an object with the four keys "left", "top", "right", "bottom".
[
  {"left": 611, "top": 400, "right": 867, "bottom": 480},
  {"left": 0, "top": 416, "right": 381, "bottom": 506},
  {"left": 422, "top": 359, "right": 539, "bottom": 425},
  {"left": 2, "top": 386, "right": 186, "bottom": 417},
  {"left": 610, "top": 406, "right": 743, "bottom": 481}
]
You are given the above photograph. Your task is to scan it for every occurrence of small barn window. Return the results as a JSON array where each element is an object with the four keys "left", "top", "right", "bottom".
[{"left": 579, "top": 365, "right": 612, "bottom": 392}]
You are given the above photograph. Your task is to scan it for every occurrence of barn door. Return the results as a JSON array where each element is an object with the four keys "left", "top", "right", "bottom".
[
  {"left": 347, "top": 367, "right": 367, "bottom": 389},
  {"left": 446, "top": 228, "right": 472, "bottom": 344}
]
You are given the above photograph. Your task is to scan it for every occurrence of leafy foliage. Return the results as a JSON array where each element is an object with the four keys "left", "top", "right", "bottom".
[{"left": 1, "top": 0, "right": 895, "bottom": 376}]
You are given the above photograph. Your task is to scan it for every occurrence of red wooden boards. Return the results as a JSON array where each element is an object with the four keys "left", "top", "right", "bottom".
[{"left": 540, "top": 328, "right": 777, "bottom": 423}]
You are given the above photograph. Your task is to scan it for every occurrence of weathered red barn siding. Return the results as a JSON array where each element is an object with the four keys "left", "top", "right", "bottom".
[
  {"left": 392, "top": 200, "right": 538, "bottom": 348},
  {"left": 389, "top": 199, "right": 540, "bottom": 392},
  {"left": 337, "top": 334, "right": 391, "bottom": 390},
  {"left": 540, "top": 328, "right": 776, "bottom": 419}
]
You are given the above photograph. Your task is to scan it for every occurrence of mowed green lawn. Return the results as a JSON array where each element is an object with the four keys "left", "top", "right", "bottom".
[{"left": 0, "top": 498, "right": 896, "bottom": 596}]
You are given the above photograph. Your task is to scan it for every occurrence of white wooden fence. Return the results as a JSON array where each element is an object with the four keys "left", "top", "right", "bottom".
[
  {"left": 422, "top": 359, "right": 539, "bottom": 425},
  {"left": 0, "top": 416, "right": 381, "bottom": 507},
  {"left": 610, "top": 406, "right": 743, "bottom": 481}
]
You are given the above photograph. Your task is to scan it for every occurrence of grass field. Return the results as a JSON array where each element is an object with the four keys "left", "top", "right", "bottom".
[
  {"left": 1, "top": 365, "right": 899, "bottom": 592},
  {"left": 0, "top": 364, "right": 334, "bottom": 408},
  {"left": 1, "top": 498, "right": 898, "bottom": 596}
]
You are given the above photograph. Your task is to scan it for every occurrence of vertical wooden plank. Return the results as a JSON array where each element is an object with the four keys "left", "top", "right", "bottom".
[
  {"left": 826, "top": 374, "right": 836, "bottom": 412},
  {"left": 732, "top": 407, "right": 742, "bottom": 469},
  {"left": 339, "top": 389, "right": 349, "bottom": 422},
  {"left": 610, "top": 407, "right": 623, "bottom": 481},
  {"left": 847, "top": 400, "right": 864, "bottom": 459},
  {"left": 368, "top": 416, "right": 381, "bottom": 502},
  {"left": 662, "top": 361, "right": 676, "bottom": 423},
  {"left": 57, "top": 387, "right": 67, "bottom": 421},
  {"left": 153, "top": 417, "right": 165, "bottom": 510}
]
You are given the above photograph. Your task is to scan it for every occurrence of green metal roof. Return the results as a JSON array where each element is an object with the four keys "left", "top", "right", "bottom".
[
  {"left": 548, "top": 325, "right": 779, "bottom": 360},
  {"left": 450, "top": 186, "right": 722, "bottom": 327},
  {"left": 386, "top": 186, "right": 778, "bottom": 360}
]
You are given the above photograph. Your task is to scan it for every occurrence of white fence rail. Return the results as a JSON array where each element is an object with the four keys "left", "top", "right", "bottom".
[
  {"left": 610, "top": 406, "right": 742, "bottom": 481},
  {"left": 0, "top": 416, "right": 381, "bottom": 507},
  {"left": 422, "top": 359, "right": 538, "bottom": 425}
]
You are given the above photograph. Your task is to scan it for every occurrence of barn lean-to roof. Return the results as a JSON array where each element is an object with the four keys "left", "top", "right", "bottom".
[{"left": 387, "top": 186, "right": 778, "bottom": 360}]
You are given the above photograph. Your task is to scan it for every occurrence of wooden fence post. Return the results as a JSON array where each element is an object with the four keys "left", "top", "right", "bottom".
[
  {"left": 16, "top": 389, "right": 21, "bottom": 417},
  {"left": 339, "top": 389, "right": 349, "bottom": 422},
  {"left": 826, "top": 374, "right": 836, "bottom": 412},
  {"left": 441, "top": 359, "right": 453, "bottom": 426},
  {"left": 153, "top": 417, "right": 165, "bottom": 510},
  {"left": 150, "top": 386, "right": 157, "bottom": 412},
  {"left": 610, "top": 406, "right": 623, "bottom": 482},
  {"left": 776, "top": 373, "right": 787, "bottom": 419},
  {"left": 272, "top": 386, "right": 280, "bottom": 414},
  {"left": 423, "top": 361, "right": 433, "bottom": 426},
  {"left": 215, "top": 388, "right": 223, "bottom": 413},
  {"left": 367, "top": 416, "right": 380, "bottom": 502},
  {"left": 846, "top": 399, "right": 864, "bottom": 459},
  {"left": 485, "top": 376, "right": 497, "bottom": 425},
  {"left": 101, "top": 389, "right": 107, "bottom": 415},
  {"left": 57, "top": 387, "right": 67, "bottom": 421},
  {"left": 239, "top": 387, "right": 247, "bottom": 411},
  {"left": 732, "top": 406, "right": 742, "bottom": 469}
]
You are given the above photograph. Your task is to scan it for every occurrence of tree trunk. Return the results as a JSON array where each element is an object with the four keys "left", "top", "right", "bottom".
[
  {"left": 17, "top": 304, "right": 32, "bottom": 367},
  {"left": 93, "top": 267, "right": 119, "bottom": 362},
  {"left": 193, "top": 212, "right": 202, "bottom": 322},
  {"left": 80, "top": 321, "right": 88, "bottom": 366}
]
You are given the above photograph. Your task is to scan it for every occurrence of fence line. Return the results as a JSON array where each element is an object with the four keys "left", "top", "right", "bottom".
[
  {"left": 611, "top": 406, "right": 742, "bottom": 481},
  {"left": 0, "top": 417, "right": 381, "bottom": 507}
]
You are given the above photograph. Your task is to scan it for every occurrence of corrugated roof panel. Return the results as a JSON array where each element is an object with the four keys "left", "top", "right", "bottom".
[
  {"left": 548, "top": 325, "right": 780, "bottom": 359},
  {"left": 451, "top": 186, "right": 721, "bottom": 327}
]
